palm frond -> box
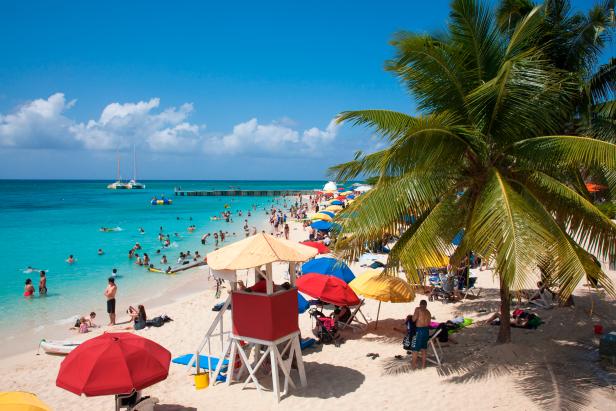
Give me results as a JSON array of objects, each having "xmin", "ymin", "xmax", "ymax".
[
  {"xmin": 510, "ymin": 135, "xmax": 616, "ymax": 169},
  {"xmin": 466, "ymin": 168, "xmax": 554, "ymax": 289},
  {"xmin": 525, "ymin": 171, "xmax": 616, "ymax": 259},
  {"xmin": 387, "ymin": 195, "xmax": 468, "ymax": 284}
]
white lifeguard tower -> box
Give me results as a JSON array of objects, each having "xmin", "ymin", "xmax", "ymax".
[{"xmin": 188, "ymin": 233, "xmax": 317, "ymax": 402}]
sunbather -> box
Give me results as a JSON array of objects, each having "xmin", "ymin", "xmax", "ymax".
[{"xmin": 482, "ymin": 309, "xmax": 539, "ymax": 328}]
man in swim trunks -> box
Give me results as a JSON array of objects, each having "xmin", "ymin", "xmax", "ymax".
[
  {"xmin": 411, "ymin": 299, "xmax": 431, "ymax": 370},
  {"xmin": 104, "ymin": 277, "xmax": 117, "ymax": 325},
  {"xmin": 39, "ymin": 271, "xmax": 47, "ymax": 295}
]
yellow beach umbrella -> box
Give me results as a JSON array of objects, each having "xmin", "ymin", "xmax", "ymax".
[
  {"xmin": 341, "ymin": 191, "xmax": 353, "ymax": 196},
  {"xmin": 206, "ymin": 232, "xmax": 317, "ymax": 270},
  {"xmin": 310, "ymin": 213, "xmax": 333, "ymax": 222},
  {"xmin": 350, "ymin": 269, "xmax": 415, "ymax": 328},
  {"xmin": 325, "ymin": 205, "xmax": 343, "ymax": 212},
  {"xmin": 0, "ymin": 392, "xmax": 51, "ymax": 411}
]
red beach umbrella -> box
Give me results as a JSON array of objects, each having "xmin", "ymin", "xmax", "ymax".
[
  {"xmin": 296, "ymin": 274, "xmax": 360, "ymax": 306},
  {"xmin": 56, "ymin": 332, "xmax": 171, "ymax": 396},
  {"xmin": 300, "ymin": 241, "xmax": 330, "ymax": 254}
]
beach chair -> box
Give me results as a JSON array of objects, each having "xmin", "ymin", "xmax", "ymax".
[
  {"xmin": 337, "ymin": 299, "xmax": 369, "ymax": 331},
  {"xmin": 426, "ymin": 328, "xmax": 443, "ymax": 367},
  {"xmin": 462, "ymin": 277, "xmax": 482, "ymax": 300}
]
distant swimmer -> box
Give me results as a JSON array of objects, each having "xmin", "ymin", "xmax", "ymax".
[
  {"xmin": 165, "ymin": 266, "xmax": 172, "ymax": 274},
  {"xmin": 66, "ymin": 255, "xmax": 75, "ymax": 264},
  {"xmin": 100, "ymin": 227, "xmax": 120, "ymax": 232},
  {"xmin": 98, "ymin": 248, "xmax": 104, "ymax": 255},
  {"xmin": 24, "ymin": 279, "xmax": 35, "ymax": 297},
  {"xmin": 139, "ymin": 227, "xmax": 145, "ymax": 234},
  {"xmin": 39, "ymin": 271, "xmax": 47, "ymax": 295},
  {"xmin": 111, "ymin": 268, "xmax": 118, "ymax": 278},
  {"xmin": 161, "ymin": 255, "xmax": 168, "ymax": 264}
]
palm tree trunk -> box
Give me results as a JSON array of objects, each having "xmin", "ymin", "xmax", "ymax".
[{"xmin": 497, "ymin": 276, "xmax": 511, "ymax": 343}]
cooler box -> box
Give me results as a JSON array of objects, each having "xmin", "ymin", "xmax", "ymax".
[
  {"xmin": 231, "ymin": 288, "xmax": 299, "ymax": 341},
  {"xmin": 599, "ymin": 331, "xmax": 616, "ymax": 364}
]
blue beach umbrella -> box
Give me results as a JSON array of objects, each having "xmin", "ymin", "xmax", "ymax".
[
  {"xmin": 320, "ymin": 211, "xmax": 335, "ymax": 218},
  {"xmin": 331, "ymin": 200, "xmax": 343, "ymax": 206},
  {"xmin": 311, "ymin": 220, "xmax": 332, "ymax": 231},
  {"xmin": 452, "ymin": 229, "xmax": 464, "ymax": 246},
  {"xmin": 301, "ymin": 257, "xmax": 355, "ymax": 283},
  {"xmin": 346, "ymin": 194, "xmax": 355, "ymax": 199},
  {"xmin": 297, "ymin": 292, "xmax": 310, "ymax": 314}
]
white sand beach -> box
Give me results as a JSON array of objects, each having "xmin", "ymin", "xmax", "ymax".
[{"xmin": 2, "ymin": 215, "xmax": 616, "ymax": 411}]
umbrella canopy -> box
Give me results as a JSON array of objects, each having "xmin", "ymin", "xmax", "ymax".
[
  {"xmin": 56, "ymin": 332, "xmax": 171, "ymax": 397},
  {"xmin": 325, "ymin": 205, "xmax": 343, "ymax": 212},
  {"xmin": 350, "ymin": 270, "xmax": 414, "ymax": 303},
  {"xmin": 323, "ymin": 181, "xmax": 337, "ymax": 191},
  {"xmin": 207, "ymin": 233, "xmax": 317, "ymax": 270},
  {"xmin": 311, "ymin": 220, "xmax": 333, "ymax": 231},
  {"xmin": 0, "ymin": 392, "xmax": 51, "ymax": 411},
  {"xmin": 355, "ymin": 185, "xmax": 372, "ymax": 192},
  {"xmin": 346, "ymin": 194, "xmax": 355, "ymax": 199},
  {"xmin": 336, "ymin": 196, "xmax": 347, "ymax": 201},
  {"xmin": 586, "ymin": 182, "xmax": 608, "ymax": 192},
  {"xmin": 302, "ymin": 257, "xmax": 355, "ymax": 283},
  {"xmin": 330, "ymin": 200, "xmax": 344, "ymax": 206},
  {"xmin": 310, "ymin": 213, "xmax": 333, "ymax": 222},
  {"xmin": 296, "ymin": 274, "xmax": 360, "ymax": 306},
  {"xmin": 320, "ymin": 210, "xmax": 335, "ymax": 218},
  {"xmin": 300, "ymin": 241, "xmax": 330, "ymax": 254},
  {"xmin": 341, "ymin": 191, "xmax": 353, "ymax": 196}
]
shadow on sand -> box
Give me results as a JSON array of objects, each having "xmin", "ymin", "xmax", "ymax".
[{"xmin": 436, "ymin": 292, "xmax": 616, "ymax": 410}]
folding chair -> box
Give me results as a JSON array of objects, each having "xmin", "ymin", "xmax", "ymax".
[
  {"xmin": 337, "ymin": 299, "xmax": 369, "ymax": 331},
  {"xmin": 426, "ymin": 328, "xmax": 443, "ymax": 366},
  {"xmin": 462, "ymin": 277, "xmax": 482, "ymax": 300}
]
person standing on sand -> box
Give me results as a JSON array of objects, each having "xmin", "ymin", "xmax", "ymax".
[
  {"xmin": 104, "ymin": 277, "xmax": 117, "ymax": 325},
  {"xmin": 39, "ymin": 271, "xmax": 47, "ymax": 295},
  {"xmin": 411, "ymin": 300, "xmax": 431, "ymax": 370}
]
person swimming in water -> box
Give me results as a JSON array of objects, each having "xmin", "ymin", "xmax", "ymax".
[
  {"xmin": 24, "ymin": 279, "xmax": 35, "ymax": 297},
  {"xmin": 39, "ymin": 271, "xmax": 47, "ymax": 295},
  {"xmin": 98, "ymin": 248, "xmax": 104, "ymax": 255},
  {"xmin": 66, "ymin": 255, "xmax": 75, "ymax": 264}
]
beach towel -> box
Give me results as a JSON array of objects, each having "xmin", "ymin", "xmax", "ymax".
[{"xmin": 172, "ymin": 354, "xmax": 229, "ymax": 370}]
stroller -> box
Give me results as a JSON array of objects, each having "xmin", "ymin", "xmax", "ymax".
[{"xmin": 309, "ymin": 308, "xmax": 341, "ymax": 347}]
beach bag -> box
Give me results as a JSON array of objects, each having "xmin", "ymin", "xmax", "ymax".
[{"xmin": 403, "ymin": 333, "xmax": 413, "ymax": 350}]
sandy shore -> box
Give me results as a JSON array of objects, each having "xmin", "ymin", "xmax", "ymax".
[{"xmin": 2, "ymin": 209, "xmax": 616, "ymax": 410}]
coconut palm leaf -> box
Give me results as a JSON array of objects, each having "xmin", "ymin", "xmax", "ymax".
[
  {"xmin": 387, "ymin": 195, "xmax": 468, "ymax": 282},
  {"xmin": 466, "ymin": 169, "xmax": 554, "ymax": 289},
  {"xmin": 510, "ymin": 135, "xmax": 616, "ymax": 169},
  {"xmin": 524, "ymin": 171, "xmax": 616, "ymax": 259}
]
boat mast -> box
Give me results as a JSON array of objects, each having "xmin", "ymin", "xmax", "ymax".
[
  {"xmin": 116, "ymin": 150, "xmax": 121, "ymax": 182},
  {"xmin": 133, "ymin": 144, "xmax": 137, "ymax": 181}
]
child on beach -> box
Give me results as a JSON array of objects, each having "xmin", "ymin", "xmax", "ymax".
[{"xmin": 78, "ymin": 317, "xmax": 89, "ymax": 333}]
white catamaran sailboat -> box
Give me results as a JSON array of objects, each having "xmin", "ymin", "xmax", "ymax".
[
  {"xmin": 107, "ymin": 151, "xmax": 129, "ymax": 189},
  {"xmin": 127, "ymin": 145, "xmax": 145, "ymax": 189}
]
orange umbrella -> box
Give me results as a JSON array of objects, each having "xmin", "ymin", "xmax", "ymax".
[{"xmin": 586, "ymin": 182, "xmax": 607, "ymax": 193}]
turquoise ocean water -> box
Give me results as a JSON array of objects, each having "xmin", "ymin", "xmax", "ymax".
[{"xmin": 0, "ymin": 180, "xmax": 323, "ymax": 347}]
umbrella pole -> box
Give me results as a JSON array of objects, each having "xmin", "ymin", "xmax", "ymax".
[{"xmin": 375, "ymin": 301, "xmax": 381, "ymax": 329}]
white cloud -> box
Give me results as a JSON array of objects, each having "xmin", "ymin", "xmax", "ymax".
[
  {"xmin": 70, "ymin": 99, "xmax": 199, "ymax": 152},
  {"xmin": 0, "ymin": 93, "xmax": 77, "ymax": 148},
  {"xmin": 206, "ymin": 117, "xmax": 339, "ymax": 156},
  {"xmin": 0, "ymin": 93, "xmax": 340, "ymax": 157}
]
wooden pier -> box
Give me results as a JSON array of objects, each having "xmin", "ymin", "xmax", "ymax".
[{"xmin": 174, "ymin": 189, "xmax": 315, "ymax": 197}]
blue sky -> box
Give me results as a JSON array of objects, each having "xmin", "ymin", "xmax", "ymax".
[{"xmin": 0, "ymin": 0, "xmax": 607, "ymax": 179}]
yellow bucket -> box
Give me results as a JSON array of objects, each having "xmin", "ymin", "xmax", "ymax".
[{"xmin": 194, "ymin": 372, "xmax": 209, "ymax": 390}]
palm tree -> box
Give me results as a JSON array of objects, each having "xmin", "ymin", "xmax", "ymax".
[{"xmin": 329, "ymin": 0, "xmax": 616, "ymax": 343}]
